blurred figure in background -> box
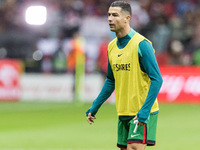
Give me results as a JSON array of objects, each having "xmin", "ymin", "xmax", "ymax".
[
  {"xmin": 66, "ymin": 32, "xmax": 85, "ymax": 100},
  {"xmin": 97, "ymin": 35, "xmax": 110, "ymax": 78},
  {"xmin": 36, "ymin": 32, "xmax": 59, "ymax": 73},
  {"xmin": 151, "ymin": 14, "xmax": 171, "ymax": 53},
  {"xmin": 52, "ymin": 42, "xmax": 66, "ymax": 73},
  {"xmin": 67, "ymin": 32, "xmax": 85, "ymax": 73},
  {"xmin": 168, "ymin": 40, "xmax": 184, "ymax": 65}
]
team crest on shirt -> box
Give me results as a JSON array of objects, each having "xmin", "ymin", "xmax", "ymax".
[{"xmin": 113, "ymin": 63, "xmax": 131, "ymax": 71}]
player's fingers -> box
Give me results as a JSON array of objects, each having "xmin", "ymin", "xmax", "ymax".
[
  {"xmin": 90, "ymin": 118, "xmax": 94, "ymax": 123},
  {"xmin": 87, "ymin": 118, "xmax": 92, "ymax": 124},
  {"xmin": 87, "ymin": 113, "xmax": 92, "ymax": 124},
  {"xmin": 138, "ymin": 121, "xmax": 145, "ymax": 126},
  {"xmin": 87, "ymin": 113, "xmax": 96, "ymax": 124},
  {"xmin": 133, "ymin": 115, "xmax": 144, "ymax": 126},
  {"xmin": 87, "ymin": 117, "xmax": 95, "ymax": 124},
  {"xmin": 91, "ymin": 116, "xmax": 96, "ymax": 119},
  {"xmin": 87, "ymin": 116, "xmax": 92, "ymax": 124},
  {"xmin": 88, "ymin": 113, "xmax": 96, "ymax": 119},
  {"xmin": 133, "ymin": 115, "xmax": 138, "ymax": 120},
  {"xmin": 88, "ymin": 112, "xmax": 92, "ymax": 117}
]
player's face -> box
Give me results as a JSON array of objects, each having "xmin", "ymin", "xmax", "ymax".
[{"xmin": 108, "ymin": 7, "xmax": 127, "ymax": 32}]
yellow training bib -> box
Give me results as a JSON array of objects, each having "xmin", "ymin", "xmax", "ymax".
[{"xmin": 108, "ymin": 33, "xmax": 159, "ymax": 116}]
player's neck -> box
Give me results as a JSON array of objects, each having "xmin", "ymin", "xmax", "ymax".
[{"xmin": 116, "ymin": 26, "xmax": 131, "ymax": 38}]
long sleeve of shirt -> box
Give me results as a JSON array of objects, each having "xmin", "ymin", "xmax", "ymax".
[
  {"xmin": 86, "ymin": 61, "xmax": 115, "ymax": 117},
  {"xmin": 137, "ymin": 40, "xmax": 163, "ymax": 123}
]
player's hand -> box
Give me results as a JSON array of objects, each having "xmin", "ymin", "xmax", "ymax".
[
  {"xmin": 133, "ymin": 115, "xmax": 145, "ymax": 126},
  {"xmin": 87, "ymin": 112, "xmax": 96, "ymax": 125}
]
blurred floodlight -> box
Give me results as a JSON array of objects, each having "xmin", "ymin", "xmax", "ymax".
[{"xmin": 25, "ymin": 6, "xmax": 47, "ymax": 25}]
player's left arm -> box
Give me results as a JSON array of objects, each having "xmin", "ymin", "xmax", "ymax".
[
  {"xmin": 86, "ymin": 60, "xmax": 115, "ymax": 124},
  {"xmin": 136, "ymin": 40, "xmax": 163, "ymax": 124}
]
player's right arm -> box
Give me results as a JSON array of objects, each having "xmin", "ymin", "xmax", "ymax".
[
  {"xmin": 86, "ymin": 60, "xmax": 115, "ymax": 124},
  {"xmin": 136, "ymin": 40, "xmax": 163, "ymax": 124}
]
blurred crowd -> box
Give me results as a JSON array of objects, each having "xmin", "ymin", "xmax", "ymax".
[{"xmin": 1, "ymin": 0, "xmax": 200, "ymax": 74}]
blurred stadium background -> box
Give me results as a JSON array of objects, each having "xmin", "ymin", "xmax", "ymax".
[{"xmin": 0, "ymin": 0, "xmax": 200, "ymax": 150}]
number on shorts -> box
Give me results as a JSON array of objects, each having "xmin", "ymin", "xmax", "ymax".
[{"xmin": 133, "ymin": 120, "xmax": 138, "ymax": 133}]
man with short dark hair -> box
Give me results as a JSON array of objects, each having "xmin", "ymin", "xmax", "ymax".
[{"xmin": 86, "ymin": 1, "xmax": 163, "ymax": 150}]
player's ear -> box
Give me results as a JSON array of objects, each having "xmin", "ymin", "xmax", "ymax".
[
  {"xmin": 126, "ymin": 15, "xmax": 131, "ymax": 22},
  {"xmin": 124, "ymin": 13, "xmax": 131, "ymax": 24}
]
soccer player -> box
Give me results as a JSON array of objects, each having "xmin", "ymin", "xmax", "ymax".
[{"xmin": 86, "ymin": 1, "xmax": 163, "ymax": 150}]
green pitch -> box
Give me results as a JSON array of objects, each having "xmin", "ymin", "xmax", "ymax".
[{"xmin": 0, "ymin": 102, "xmax": 199, "ymax": 150}]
